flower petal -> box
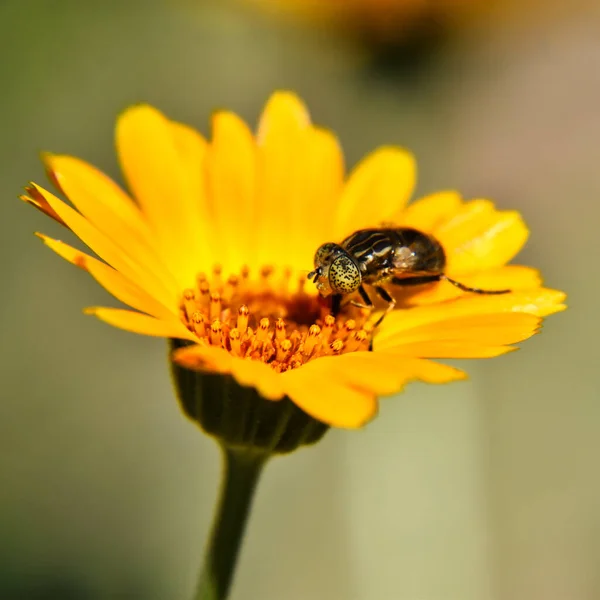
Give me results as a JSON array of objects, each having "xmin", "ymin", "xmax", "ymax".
[
  {"xmin": 281, "ymin": 364, "xmax": 378, "ymax": 429},
  {"xmin": 40, "ymin": 155, "xmax": 178, "ymax": 285},
  {"xmin": 397, "ymin": 191, "xmax": 463, "ymax": 232},
  {"xmin": 280, "ymin": 352, "xmax": 465, "ymax": 428},
  {"xmin": 206, "ymin": 112, "xmax": 257, "ymax": 272},
  {"xmin": 85, "ymin": 307, "xmax": 196, "ymax": 341},
  {"xmin": 434, "ymin": 200, "xmax": 529, "ymax": 273},
  {"xmin": 172, "ymin": 344, "xmax": 286, "ymax": 401},
  {"xmin": 169, "ymin": 119, "xmax": 214, "ymax": 262},
  {"xmin": 286, "ymin": 127, "xmax": 344, "ymax": 270},
  {"xmin": 297, "ymin": 351, "xmax": 467, "ymax": 396},
  {"xmin": 116, "ymin": 105, "xmax": 211, "ymax": 286},
  {"xmin": 36, "ymin": 234, "xmax": 176, "ymax": 321},
  {"xmin": 43, "ymin": 154, "xmax": 153, "ymax": 242},
  {"xmin": 376, "ymin": 313, "xmax": 541, "ymax": 351},
  {"xmin": 380, "ymin": 341, "xmax": 516, "ymax": 358},
  {"xmin": 20, "ymin": 187, "xmax": 67, "ymax": 227},
  {"xmin": 255, "ymin": 92, "xmax": 312, "ymax": 269},
  {"xmin": 35, "ymin": 184, "xmax": 179, "ymax": 308},
  {"xmin": 376, "ymin": 289, "xmax": 567, "ymax": 349},
  {"xmin": 334, "ymin": 147, "xmax": 416, "ymax": 239}
]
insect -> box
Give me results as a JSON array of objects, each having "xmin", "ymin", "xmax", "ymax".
[{"xmin": 307, "ymin": 227, "xmax": 510, "ymax": 326}]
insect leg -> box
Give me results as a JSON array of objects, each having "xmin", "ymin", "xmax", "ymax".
[
  {"xmin": 390, "ymin": 275, "xmax": 441, "ymax": 287},
  {"xmin": 358, "ymin": 285, "xmax": 374, "ymax": 307},
  {"xmin": 392, "ymin": 274, "xmax": 510, "ymax": 295},
  {"xmin": 330, "ymin": 293, "xmax": 342, "ymax": 316},
  {"xmin": 349, "ymin": 285, "xmax": 374, "ymax": 310},
  {"xmin": 373, "ymin": 286, "xmax": 396, "ymax": 327},
  {"xmin": 441, "ymin": 275, "xmax": 510, "ymax": 295}
]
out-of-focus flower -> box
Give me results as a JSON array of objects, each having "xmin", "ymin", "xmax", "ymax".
[
  {"xmin": 22, "ymin": 91, "xmax": 564, "ymax": 440},
  {"xmin": 240, "ymin": 0, "xmax": 514, "ymax": 48}
]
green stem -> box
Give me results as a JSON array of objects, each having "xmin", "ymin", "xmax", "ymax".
[{"xmin": 194, "ymin": 446, "xmax": 268, "ymax": 600}]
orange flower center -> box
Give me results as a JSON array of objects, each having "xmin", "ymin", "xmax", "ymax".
[{"xmin": 179, "ymin": 266, "xmax": 373, "ymax": 372}]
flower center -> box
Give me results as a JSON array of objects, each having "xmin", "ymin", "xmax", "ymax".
[{"xmin": 179, "ymin": 266, "xmax": 373, "ymax": 373}]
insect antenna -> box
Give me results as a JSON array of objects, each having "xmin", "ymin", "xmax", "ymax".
[
  {"xmin": 441, "ymin": 275, "xmax": 510, "ymax": 295},
  {"xmin": 307, "ymin": 269, "xmax": 320, "ymax": 284}
]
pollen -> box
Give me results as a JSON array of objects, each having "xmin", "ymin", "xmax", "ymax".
[{"xmin": 179, "ymin": 266, "xmax": 372, "ymax": 373}]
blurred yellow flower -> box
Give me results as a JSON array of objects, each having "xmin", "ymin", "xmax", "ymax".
[{"xmin": 22, "ymin": 91, "xmax": 565, "ymax": 430}]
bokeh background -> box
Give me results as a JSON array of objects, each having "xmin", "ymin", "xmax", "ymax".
[{"xmin": 1, "ymin": 1, "xmax": 598, "ymax": 599}]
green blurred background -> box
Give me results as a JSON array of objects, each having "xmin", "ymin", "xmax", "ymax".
[{"xmin": 0, "ymin": 1, "xmax": 598, "ymax": 598}]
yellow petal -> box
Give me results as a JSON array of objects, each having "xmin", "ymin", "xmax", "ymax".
[
  {"xmin": 256, "ymin": 91, "xmax": 311, "ymax": 143},
  {"xmin": 363, "ymin": 352, "xmax": 469, "ymax": 385},
  {"xmin": 35, "ymin": 184, "xmax": 179, "ymax": 308},
  {"xmin": 434, "ymin": 200, "xmax": 529, "ymax": 273},
  {"xmin": 35, "ymin": 232, "xmax": 88, "ymax": 270},
  {"xmin": 397, "ymin": 191, "xmax": 463, "ymax": 232},
  {"xmin": 285, "ymin": 127, "xmax": 345, "ymax": 270},
  {"xmin": 297, "ymin": 351, "xmax": 466, "ymax": 396},
  {"xmin": 206, "ymin": 112, "xmax": 257, "ymax": 272},
  {"xmin": 41, "ymin": 155, "xmax": 177, "ymax": 284},
  {"xmin": 116, "ymin": 105, "xmax": 211, "ymax": 286},
  {"xmin": 169, "ymin": 120, "xmax": 214, "ymax": 262},
  {"xmin": 43, "ymin": 154, "xmax": 152, "ymax": 241},
  {"xmin": 37, "ymin": 234, "xmax": 176, "ymax": 321},
  {"xmin": 85, "ymin": 307, "xmax": 196, "ymax": 341},
  {"xmin": 172, "ymin": 344, "xmax": 286, "ymax": 401},
  {"xmin": 399, "ymin": 265, "xmax": 542, "ymax": 305},
  {"xmin": 380, "ymin": 341, "xmax": 516, "ymax": 358},
  {"xmin": 281, "ymin": 365, "xmax": 378, "ymax": 429},
  {"xmin": 376, "ymin": 313, "xmax": 541, "ymax": 351},
  {"xmin": 392, "ymin": 356, "xmax": 469, "ymax": 384},
  {"xmin": 255, "ymin": 92, "xmax": 312, "ymax": 269},
  {"xmin": 377, "ymin": 288, "xmax": 567, "ymax": 349},
  {"xmin": 20, "ymin": 187, "xmax": 67, "ymax": 227},
  {"xmin": 333, "ymin": 147, "xmax": 416, "ymax": 239}
]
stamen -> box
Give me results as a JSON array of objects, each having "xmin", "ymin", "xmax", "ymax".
[
  {"xmin": 256, "ymin": 318, "xmax": 271, "ymax": 344},
  {"xmin": 237, "ymin": 305, "xmax": 249, "ymax": 335},
  {"xmin": 196, "ymin": 272, "xmax": 207, "ymax": 289},
  {"xmin": 229, "ymin": 328, "xmax": 242, "ymax": 356},
  {"xmin": 320, "ymin": 314, "xmax": 335, "ymax": 348},
  {"xmin": 330, "ymin": 339, "xmax": 344, "ymax": 354},
  {"xmin": 289, "ymin": 329, "xmax": 302, "ymax": 349},
  {"xmin": 210, "ymin": 319, "xmax": 223, "ymax": 346},
  {"xmin": 198, "ymin": 280, "xmax": 211, "ymax": 310},
  {"xmin": 210, "ymin": 292, "xmax": 222, "ymax": 322},
  {"xmin": 343, "ymin": 319, "xmax": 356, "ymax": 336},
  {"xmin": 275, "ymin": 318, "xmax": 286, "ymax": 342},
  {"xmin": 303, "ymin": 325, "xmax": 321, "ymax": 357},
  {"xmin": 191, "ymin": 311, "xmax": 206, "ymax": 337},
  {"xmin": 240, "ymin": 265, "xmax": 250, "ymax": 280},
  {"xmin": 260, "ymin": 265, "xmax": 273, "ymax": 280},
  {"xmin": 182, "ymin": 288, "xmax": 197, "ymax": 321},
  {"xmin": 276, "ymin": 339, "xmax": 293, "ymax": 362},
  {"xmin": 223, "ymin": 275, "xmax": 238, "ymax": 303},
  {"xmin": 279, "ymin": 267, "xmax": 292, "ymax": 296},
  {"xmin": 261, "ymin": 343, "xmax": 275, "ymax": 362},
  {"xmin": 177, "ymin": 266, "xmax": 377, "ymax": 373},
  {"xmin": 212, "ymin": 264, "xmax": 223, "ymax": 289},
  {"xmin": 297, "ymin": 273, "xmax": 306, "ymax": 293},
  {"xmin": 345, "ymin": 329, "xmax": 369, "ymax": 353}
]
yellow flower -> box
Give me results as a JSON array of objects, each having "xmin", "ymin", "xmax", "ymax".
[{"xmin": 22, "ymin": 92, "xmax": 565, "ymax": 433}]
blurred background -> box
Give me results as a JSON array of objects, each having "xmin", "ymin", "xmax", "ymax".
[{"xmin": 0, "ymin": 0, "xmax": 598, "ymax": 598}]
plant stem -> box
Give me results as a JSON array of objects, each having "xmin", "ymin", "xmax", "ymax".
[{"xmin": 194, "ymin": 446, "xmax": 268, "ymax": 600}]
